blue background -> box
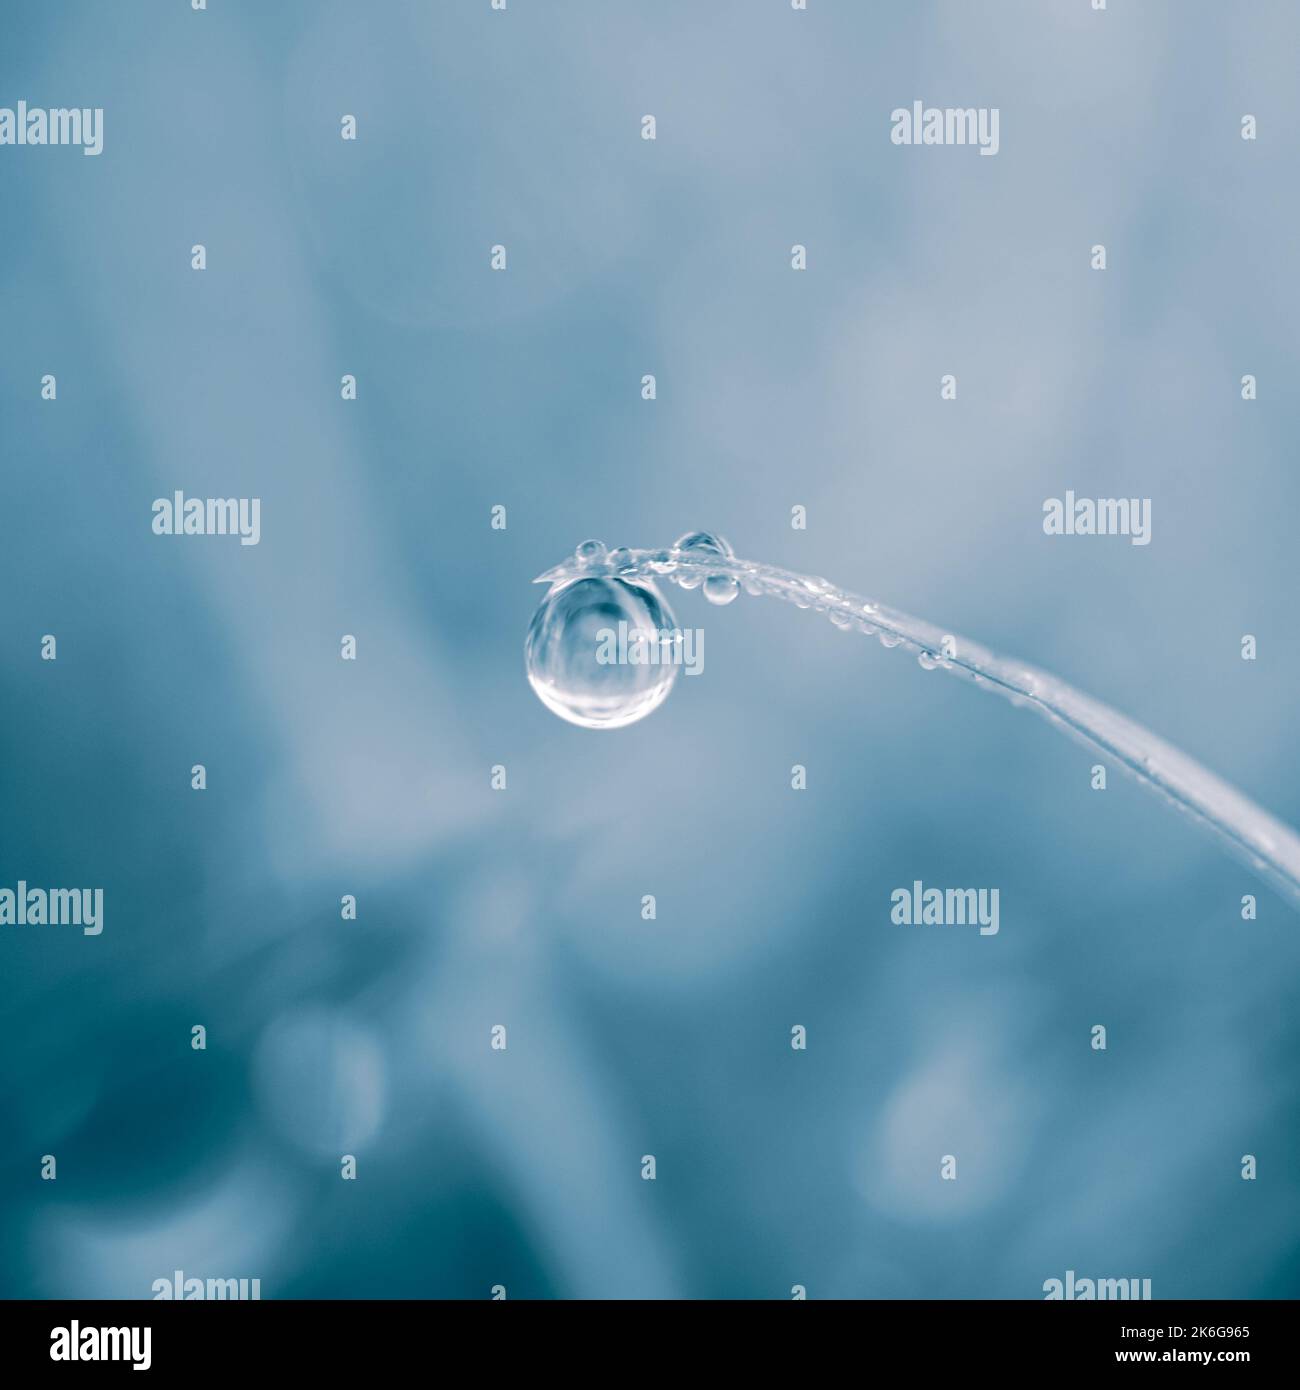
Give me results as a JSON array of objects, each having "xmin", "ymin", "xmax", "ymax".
[{"xmin": 1, "ymin": 0, "xmax": 1298, "ymax": 1298}]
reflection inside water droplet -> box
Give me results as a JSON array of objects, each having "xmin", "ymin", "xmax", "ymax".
[{"xmin": 525, "ymin": 575, "xmax": 679, "ymax": 729}]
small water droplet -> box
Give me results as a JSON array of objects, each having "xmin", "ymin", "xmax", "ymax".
[
  {"xmin": 575, "ymin": 538, "xmax": 607, "ymax": 564},
  {"xmin": 703, "ymin": 573, "xmax": 740, "ymax": 605},
  {"xmin": 879, "ymin": 632, "xmax": 901, "ymax": 648},
  {"xmin": 673, "ymin": 530, "xmax": 735, "ymax": 558},
  {"xmin": 917, "ymin": 651, "xmax": 940, "ymax": 670},
  {"xmin": 525, "ymin": 576, "xmax": 678, "ymax": 729},
  {"xmin": 607, "ymin": 547, "xmax": 633, "ymax": 571},
  {"xmin": 647, "ymin": 549, "xmax": 676, "ymax": 574},
  {"xmin": 829, "ymin": 610, "xmax": 853, "ymax": 629},
  {"xmin": 676, "ymin": 570, "xmax": 704, "ymax": 590}
]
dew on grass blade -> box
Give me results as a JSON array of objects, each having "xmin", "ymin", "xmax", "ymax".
[{"xmin": 525, "ymin": 532, "xmax": 1300, "ymax": 907}]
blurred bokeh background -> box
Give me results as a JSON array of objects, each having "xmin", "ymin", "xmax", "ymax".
[{"xmin": 1, "ymin": 0, "xmax": 1298, "ymax": 1299}]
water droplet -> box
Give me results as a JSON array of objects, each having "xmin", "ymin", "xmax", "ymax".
[
  {"xmin": 703, "ymin": 573, "xmax": 740, "ymax": 605},
  {"xmin": 829, "ymin": 610, "xmax": 854, "ymax": 629},
  {"xmin": 879, "ymin": 632, "xmax": 901, "ymax": 648},
  {"xmin": 743, "ymin": 576, "xmax": 763, "ymax": 597},
  {"xmin": 648, "ymin": 549, "xmax": 676, "ymax": 574},
  {"xmin": 607, "ymin": 547, "xmax": 633, "ymax": 571},
  {"xmin": 525, "ymin": 576, "xmax": 678, "ymax": 729},
  {"xmin": 674, "ymin": 532, "xmax": 734, "ymax": 598},
  {"xmin": 574, "ymin": 538, "xmax": 607, "ymax": 565},
  {"xmin": 673, "ymin": 530, "xmax": 734, "ymax": 558},
  {"xmin": 917, "ymin": 651, "xmax": 940, "ymax": 670}
]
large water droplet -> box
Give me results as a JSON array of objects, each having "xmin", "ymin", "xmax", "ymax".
[{"xmin": 525, "ymin": 576, "xmax": 679, "ymax": 729}]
